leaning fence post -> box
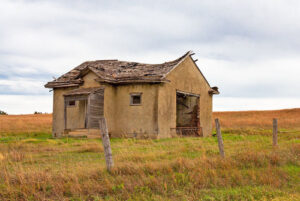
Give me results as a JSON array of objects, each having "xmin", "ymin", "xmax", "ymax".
[
  {"xmin": 215, "ymin": 118, "xmax": 225, "ymax": 158},
  {"xmin": 273, "ymin": 118, "xmax": 278, "ymax": 147},
  {"xmin": 99, "ymin": 118, "xmax": 114, "ymax": 172}
]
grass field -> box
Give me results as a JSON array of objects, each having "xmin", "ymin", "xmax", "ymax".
[
  {"xmin": 213, "ymin": 108, "xmax": 300, "ymax": 134},
  {"xmin": 0, "ymin": 109, "xmax": 299, "ymax": 200},
  {"xmin": 0, "ymin": 114, "xmax": 52, "ymax": 135}
]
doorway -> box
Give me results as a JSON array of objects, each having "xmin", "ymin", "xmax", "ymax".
[
  {"xmin": 176, "ymin": 90, "xmax": 201, "ymax": 136},
  {"xmin": 65, "ymin": 98, "xmax": 88, "ymax": 130},
  {"xmin": 64, "ymin": 87, "xmax": 104, "ymax": 130}
]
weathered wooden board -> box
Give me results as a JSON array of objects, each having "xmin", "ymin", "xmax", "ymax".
[
  {"xmin": 87, "ymin": 90, "xmax": 104, "ymax": 128},
  {"xmin": 215, "ymin": 118, "xmax": 225, "ymax": 158},
  {"xmin": 99, "ymin": 117, "xmax": 114, "ymax": 172},
  {"xmin": 273, "ymin": 118, "xmax": 278, "ymax": 146}
]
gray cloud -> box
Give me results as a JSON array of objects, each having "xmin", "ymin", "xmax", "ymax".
[{"xmin": 0, "ymin": 0, "xmax": 299, "ymax": 112}]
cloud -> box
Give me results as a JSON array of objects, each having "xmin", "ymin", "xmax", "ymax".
[
  {"xmin": 214, "ymin": 97, "xmax": 300, "ymax": 111},
  {"xmin": 200, "ymin": 57, "xmax": 300, "ymax": 98},
  {"xmin": 0, "ymin": 78, "xmax": 49, "ymax": 95},
  {"xmin": 0, "ymin": 0, "xmax": 299, "ymax": 113},
  {"xmin": 0, "ymin": 95, "xmax": 52, "ymax": 114}
]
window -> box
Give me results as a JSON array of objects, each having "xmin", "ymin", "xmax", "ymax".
[
  {"xmin": 68, "ymin": 100, "xmax": 76, "ymax": 106},
  {"xmin": 130, "ymin": 93, "xmax": 142, "ymax": 105}
]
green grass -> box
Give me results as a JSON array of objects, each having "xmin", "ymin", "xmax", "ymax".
[{"xmin": 0, "ymin": 131, "xmax": 299, "ymax": 200}]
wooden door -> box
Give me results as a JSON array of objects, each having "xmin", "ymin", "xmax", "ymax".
[{"xmin": 87, "ymin": 89, "xmax": 104, "ymax": 128}]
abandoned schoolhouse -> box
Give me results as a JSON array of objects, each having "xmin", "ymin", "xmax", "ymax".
[{"xmin": 45, "ymin": 51, "xmax": 219, "ymax": 138}]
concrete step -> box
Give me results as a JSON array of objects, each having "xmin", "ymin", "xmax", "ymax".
[
  {"xmin": 68, "ymin": 131, "xmax": 88, "ymax": 135},
  {"xmin": 68, "ymin": 133, "xmax": 101, "ymax": 139},
  {"xmin": 69, "ymin": 129, "xmax": 100, "ymax": 134},
  {"xmin": 68, "ymin": 134, "xmax": 100, "ymax": 139},
  {"xmin": 87, "ymin": 134, "xmax": 101, "ymax": 139},
  {"xmin": 87, "ymin": 129, "xmax": 101, "ymax": 135},
  {"xmin": 66, "ymin": 129, "xmax": 101, "ymax": 139},
  {"xmin": 68, "ymin": 130, "xmax": 88, "ymax": 138}
]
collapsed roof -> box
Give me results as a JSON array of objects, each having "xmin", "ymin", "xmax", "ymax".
[
  {"xmin": 45, "ymin": 51, "xmax": 192, "ymax": 88},
  {"xmin": 44, "ymin": 51, "xmax": 219, "ymax": 95}
]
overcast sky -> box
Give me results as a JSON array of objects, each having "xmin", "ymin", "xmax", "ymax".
[{"xmin": 0, "ymin": 0, "xmax": 300, "ymax": 114}]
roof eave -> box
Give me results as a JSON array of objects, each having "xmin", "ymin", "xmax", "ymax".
[
  {"xmin": 44, "ymin": 78, "xmax": 84, "ymax": 89},
  {"xmin": 44, "ymin": 81, "xmax": 83, "ymax": 89},
  {"xmin": 95, "ymin": 78, "xmax": 169, "ymax": 85}
]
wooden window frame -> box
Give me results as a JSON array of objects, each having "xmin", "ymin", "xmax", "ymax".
[{"xmin": 130, "ymin": 93, "xmax": 142, "ymax": 106}]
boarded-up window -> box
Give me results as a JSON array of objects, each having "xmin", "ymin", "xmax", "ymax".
[{"xmin": 130, "ymin": 93, "xmax": 142, "ymax": 105}]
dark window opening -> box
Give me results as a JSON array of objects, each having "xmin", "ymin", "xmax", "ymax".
[
  {"xmin": 130, "ymin": 93, "xmax": 142, "ymax": 105},
  {"xmin": 68, "ymin": 100, "xmax": 76, "ymax": 106}
]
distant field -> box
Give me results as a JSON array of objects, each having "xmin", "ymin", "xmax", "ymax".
[
  {"xmin": 0, "ymin": 114, "xmax": 52, "ymax": 134},
  {"xmin": 213, "ymin": 108, "xmax": 300, "ymax": 130},
  {"xmin": 213, "ymin": 108, "xmax": 300, "ymax": 136},
  {"xmin": 1, "ymin": 108, "xmax": 299, "ymax": 135},
  {"xmin": 0, "ymin": 109, "xmax": 299, "ymax": 200}
]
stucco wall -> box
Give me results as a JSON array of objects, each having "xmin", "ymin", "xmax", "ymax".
[
  {"xmin": 80, "ymin": 72, "xmax": 101, "ymax": 88},
  {"xmin": 157, "ymin": 56, "xmax": 213, "ymax": 137},
  {"xmin": 52, "ymin": 87, "xmax": 76, "ymax": 137},
  {"xmin": 52, "ymin": 71, "xmax": 158, "ymax": 138},
  {"xmin": 102, "ymin": 84, "xmax": 116, "ymax": 136},
  {"xmin": 112, "ymin": 84, "xmax": 159, "ymax": 138}
]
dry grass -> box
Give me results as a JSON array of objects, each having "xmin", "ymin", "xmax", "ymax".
[
  {"xmin": 213, "ymin": 108, "xmax": 300, "ymax": 130},
  {"xmin": 0, "ymin": 114, "xmax": 52, "ymax": 135},
  {"xmin": 1, "ymin": 108, "xmax": 299, "ymax": 135},
  {"xmin": 0, "ymin": 109, "xmax": 299, "ymax": 200},
  {"xmin": 0, "ymin": 136, "xmax": 299, "ymax": 200},
  {"xmin": 213, "ymin": 108, "xmax": 300, "ymax": 136}
]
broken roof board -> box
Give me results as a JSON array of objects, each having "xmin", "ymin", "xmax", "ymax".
[{"xmin": 45, "ymin": 51, "xmax": 192, "ymax": 88}]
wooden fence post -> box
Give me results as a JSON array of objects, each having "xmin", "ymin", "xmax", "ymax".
[
  {"xmin": 215, "ymin": 118, "xmax": 225, "ymax": 158},
  {"xmin": 99, "ymin": 117, "xmax": 114, "ymax": 172},
  {"xmin": 273, "ymin": 118, "xmax": 278, "ymax": 147}
]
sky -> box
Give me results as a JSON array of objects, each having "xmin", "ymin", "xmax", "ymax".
[{"xmin": 0, "ymin": 0, "xmax": 300, "ymax": 114}]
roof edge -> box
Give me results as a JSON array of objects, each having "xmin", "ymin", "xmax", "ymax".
[
  {"xmin": 162, "ymin": 51, "xmax": 193, "ymax": 78},
  {"xmin": 162, "ymin": 51, "xmax": 212, "ymax": 88},
  {"xmin": 189, "ymin": 54, "xmax": 211, "ymax": 88},
  {"xmin": 44, "ymin": 79, "xmax": 83, "ymax": 89},
  {"xmin": 45, "ymin": 83, "xmax": 80, "ymax": 89},
  {"xmin": 95, "ymin": 78, "xmax": 170, "ymax": 85}
]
